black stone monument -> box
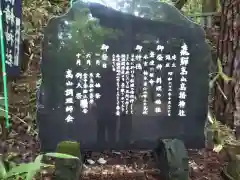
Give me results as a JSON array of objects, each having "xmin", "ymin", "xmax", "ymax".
[
  {"xmin": 0, "ymin": 0, "xmax": 22, "ymax": 77},
  {"xmin": 37, "ymin": 0, "xmax": 211, "ymax": 152}
]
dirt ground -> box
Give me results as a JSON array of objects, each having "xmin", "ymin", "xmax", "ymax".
[{"xmin": 0, "ymin": 72, "xmax": 227, "ymax": 180}]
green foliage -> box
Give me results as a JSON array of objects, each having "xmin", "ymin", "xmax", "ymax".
[
  {"xmin": 217, "ymin": 59, "xmax": 233, "ymax": 82},
  {"xmin": 207, "ymin": 59, "xmax": 234, "ymax": 153},
  {"xmin": 182, "ymin": 0, "xmax": 202, "ymax": 15},
  {"xmin": 45, "ymin": 153, "xmax": 79, "ymax": 160},
  {"xmin": 0, "ymin": 152, "xmax": 79, "ymax": 180},
  {"xmin": 0, "ymin": 154, "xmax": 49, "ymax": 180},
  {"xmin": 23, "ymin": 0, "xmax": 50, "ymax": 39},
  {"xmin": 207, "ymin": 112, "xmax": 224, "ymax": 152},
  {"xmin": 208, "ymin": 107, "xmax": 238, "ymax": 153},
  {"xmin": 209, "ymin": 59, "xmax": 233, "ymax": 89},
  {"xmin": 208, "ymin": 59, "xmax": 234, "ymax": 153}
]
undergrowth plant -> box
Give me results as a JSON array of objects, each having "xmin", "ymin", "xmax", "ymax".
[
  {"xmin": 208, "ymin": 59, "xmax": 235, "ymax": 153},
  {"xmin": 0, "ymin": 152, "xmax": 79, "ymax": 180}
]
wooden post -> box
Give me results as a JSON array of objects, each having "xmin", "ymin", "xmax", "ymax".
[{"xmin": 202, "ymin": 0, "xmax": 218, "ymax": 27}]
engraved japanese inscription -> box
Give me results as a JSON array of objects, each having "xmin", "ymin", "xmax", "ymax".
[{"xmin": 37, "ymin": 0, "xmax": 210, "ymax": 152}]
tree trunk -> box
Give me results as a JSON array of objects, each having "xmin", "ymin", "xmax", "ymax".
[{"xmin": 201, "ymin": 0, "xmax": 217, "ymax": 27}]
